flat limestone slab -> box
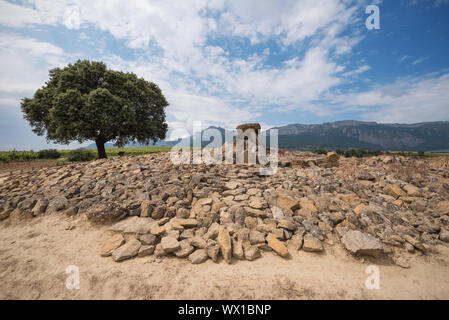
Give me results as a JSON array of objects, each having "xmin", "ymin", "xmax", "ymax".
[{"xmin": 109, "ymin": 216, "xmax": 156, "ymax": 234}]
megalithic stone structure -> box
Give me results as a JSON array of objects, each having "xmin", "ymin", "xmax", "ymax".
[{"xmin": 235, "ymin": 123, "xmax": 261, "ymax": 164}]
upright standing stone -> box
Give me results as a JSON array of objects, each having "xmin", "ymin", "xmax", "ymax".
[
  {"xmin": 235, "ymin": 123, "xmax": 261, "ymax": 164},
  {"xmin": 217, "ymin": 228, "xmax": 232, "ymax": 264}
]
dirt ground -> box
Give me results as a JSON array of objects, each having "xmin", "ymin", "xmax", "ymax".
[
  {"xmin": 0, "ymin": 213, "xmax": 448, "ymax": 300},
  {"xmin": 0, "ymin": 160, "xmax": 63, "ymax": 174}
]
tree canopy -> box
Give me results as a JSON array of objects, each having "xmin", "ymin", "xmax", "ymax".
[{"xmin": 21, "ymin": 60, "xmax": 169, "ymax": 159}]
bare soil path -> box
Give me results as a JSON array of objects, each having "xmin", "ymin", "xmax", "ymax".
[{"xmin": 1, "ymin": 213, "xmax": 448, "ymax": 300}]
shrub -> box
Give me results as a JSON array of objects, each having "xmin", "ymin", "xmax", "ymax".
[
  {"xmin": 0, "ymin": 150, "xmax": 38, "ymax": 162},
  {"xmin": 343, "ymin": 149, "xmax": 383, "ymax": 158},
  {"xmin": 67, "ymin": 149, "xmax": 96, "ymax": 162},
  {"xmin": 37, "ymin": 149, "xmax": 61, "ymax": 159},
  {"xmin": 313, "ymin": 149, "xmax": 327, "ymax": 155}
]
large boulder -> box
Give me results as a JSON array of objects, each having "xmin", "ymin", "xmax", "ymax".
[{"xmin": 340, "ymin": 230, "xmax": 384, "ymax": 257}]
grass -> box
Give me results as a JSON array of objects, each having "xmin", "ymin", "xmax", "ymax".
[
  {"xmin": 312, "ymin": 148, "xmax": 449, "ymax": 158},
  {"xmin": 103, "ymin": 146, "xmax": 171, "ymax": 157},
  {"xmin": 0, "ymin": 146, "xmax": 171, "ymax": 163}
]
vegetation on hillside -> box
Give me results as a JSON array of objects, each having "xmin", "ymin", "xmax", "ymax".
[{"xmin": 0, "ymin": 147, "xmax": 171, "ymax": 163}]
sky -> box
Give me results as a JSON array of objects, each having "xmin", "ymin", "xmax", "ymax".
[{"xmin": 0, "ymin": 0, "xmax": 448, "ymax": 150}]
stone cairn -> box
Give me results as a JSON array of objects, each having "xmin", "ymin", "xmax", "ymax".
[
  {"xmin": 235, "ymin": 123, "xmax": 261, "ymax": 164},
  {"xmin": 1, "ymin": 124, "xmax": 448, "ymax": 267}
]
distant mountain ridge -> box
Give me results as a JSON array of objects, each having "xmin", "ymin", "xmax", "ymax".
[
  {"xmin": 270, "ymin": 120, "xmax": 449, "ymax": 151},
  {"xmin": 85, "ymin": 121, "xmax": 449, "ymax": 152},
  {"xmin": 84, "ymin": 139, "xmax": 180, "ymax": 149}
]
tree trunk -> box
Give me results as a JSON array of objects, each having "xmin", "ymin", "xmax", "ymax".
[{"xmin": 95, "ymin": 138, "xmax": 107, "ymax": 159}]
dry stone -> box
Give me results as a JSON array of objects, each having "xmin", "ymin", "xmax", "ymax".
[
  {"xmin": 266, "ymin": 233, "xmax": 288, "ymax": 258},
  {"xmin": 112, "ymin": 238, "xmax": 141, "ymax": 262},
  {"xmin": 101, "ymin": 234, "xmax": 125, "ymax": 257},
  {"xmin": 341, "ymin": 230, "xmax": 384, "ymax": 257},
  {"xmin": 161, "ymin": 236, "xmax": 180, "ymax": 253},
  {"xmin": 217, "ymin": 228, "xmax": 232, "ymax": 264},
  {"xmin": 188, "ymin": 249, "xmax": 209, "ymax": 264}
]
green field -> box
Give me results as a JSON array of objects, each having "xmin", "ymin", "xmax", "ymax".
[
  {"xmin": 0, "ymin": 146, "xmax": 171, "ymax": 163},
  {"xmin": 59, "ymin": 146, "xmax": 171, "ymax": 157}
]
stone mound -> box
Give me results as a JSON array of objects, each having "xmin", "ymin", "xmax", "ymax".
[{"xmin": 1, "ymin": 151, "xmax": 449, "ymax": 265}]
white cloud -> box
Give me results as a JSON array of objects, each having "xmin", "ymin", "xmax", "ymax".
[
  {"xmin": 0, "ymin": 33, "xmax": 70, "ymax": 93},
  {"xmin": 328, "ymin": 71, "xmax": 449, "ymax": 123},
  {"xmin": 342, "ymin": 65, "xmax": 371, "ymax": 77},
  {"xmin": 412, "ymin": 56, "xmax": 430, "ymax": 65},
  {"xmin": 0, "ymin": 0, "xmax": 42, "ymax": 27},
  {"xmin": 4, "ymin": 0, "xmax": 445, "ymax": 150}
]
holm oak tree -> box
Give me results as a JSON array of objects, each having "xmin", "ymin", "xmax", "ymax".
[{"xmin": 21, "ymin": 60, "xmax": 169, "ymax": 159}]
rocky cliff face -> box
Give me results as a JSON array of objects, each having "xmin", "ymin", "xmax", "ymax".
[{"xmin": 272, "ymin": 121, "xmax": 449, "ymax": 151}]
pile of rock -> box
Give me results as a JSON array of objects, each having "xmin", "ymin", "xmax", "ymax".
[{"xmin": 1, "ymin": 148, "xmax": 449, "ymax": 267}]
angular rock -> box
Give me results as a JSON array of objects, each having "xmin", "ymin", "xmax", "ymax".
[
  {"xmin": 383, "ymin": 184, "xmax": 406, "ymax": 199},
  {"xmin": 245, "ymin": 207, "xmax": 268, "ymax": 218},
  {"xmin": 266, "ymin": 233, "xmax": 289, "ymax": 258},
  {"xmin": 189, "ymin": 236, "xmax": 207, "ymax": 249},
  {"xmin": 232, "ymin": 238, "xmax": 244, "ymax": 260},
  {"xmin": 327, "ymin": 151, "xmax": 340, "ymax": 163},
  {"xmin": 249, "ymin": 230, "xmax": 266, "ymax": 245},
  {"xmin": 435, "ymin": 201, "xmax": 449, "ymax": 216},
  {"xmin": 244, "ymin": 246, "xmax": 261, "ymax": 261},
  {"xmin": 248, "ymin": 196, "xmax": 264, "ymax": 209},
  {"xmin": 275, "ymin": 193, "xmax": 298, "ymax": 215},
  {"xmin": 110, "ymin": 216, "xmax": 154, "ymax": 235},
  {"xmin": 341, "ymin": 230, "xmax": 384, "ymax": 257},
  {"xmin": 302, "ymin": 234, "xmax": 323, "ymax": 252},
  {"xmin": 140, "ymin": 200, "xmax": 153, "ymax": 217},
  {"xmin": 112, "ymin": 238, "xmax": 141, "ymax": 262},
  {"xmin": 140, "ymin": 233, "xmax": 157, "ymax": 246},
  {"xmin": 224, "ymin": 181, "xmax": 239, "ymax": 190},
  {"xmin": 440, "ymin": 229, "xmax": 449, "ymax": 242},
  {"xmin": 161, "ymin": 236, "xmax": 180, "ymax": 253},
  {"xmin": 32, "ymin": 199, "xmax": 48, "ymax": 216},
  {"xmin": 271, "ymin": 206, "xmax": 284, "ymax": 220},
  {"xmin": 217, "ymin": 228, "xmax": 232, "ymax": 264},
  {"xmin": 278, "ymin": 219, "xmax": 296, "ymax": 231},
  {"xmin": 47, "ymin": 196, "xmax": 68, "ymax": 213},
  {"xmin": 154, "ymin": 243, "xmax": 167, "ymax": 258},
  {"xmin": 206, "ymin": 240, "xmax": 220, "ymax": 262},
  {"xmin": 0, "ymin": 209, "xmax": 11, "ymax": 221},
  {"xmin": 175, "ymin": 240, "xmax": 195, "ymax": 258},
  {"xmin": 403, "ymin": 235, "xmax": 426, "ymax": 252},
  {"xmin": 288, "ymin": 234, "xmax": 303, "ymax": 251},
  {"xmin": 101, "ymin": 233, "xmax": 125, "ymax": 257},
  {"xmin": 188, "ymin": 249, "xmax": 209, "ymax": 264},
  {"xmin": 404, "ymin": 184, "xmax": 421, "ymax": 197},
  {"xmin": 138, "ymin": 245, "xmax": 155, "ymax": 257}
]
